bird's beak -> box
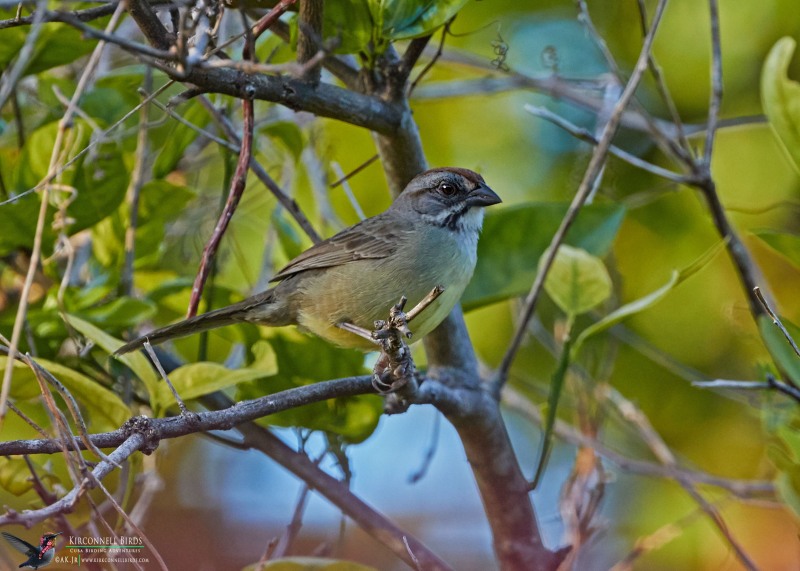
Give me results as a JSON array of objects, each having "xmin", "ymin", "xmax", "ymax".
[{"xmin": 466, "ymin": 184, "xmax": 502, "ymax": 207}]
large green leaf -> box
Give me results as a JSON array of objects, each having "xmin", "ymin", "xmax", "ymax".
[
  {"xmin": 542, "ymin": 245, "xmax": 611, "ymax": 317},
  {"xmin": 67, "ymin": 315, "xmax": 161, "ymax": 402},
  {"xmin": 761, "ymin": 37, "xmax": 800, "ymax": 174},
  {"xmin": 463, "ymin": 202, "xmax": 625, "ymax": 310},
  {"xmin": 151, "ymin": 344, "xmax": 277, "ymax": 415}
]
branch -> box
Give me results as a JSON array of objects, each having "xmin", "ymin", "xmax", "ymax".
[
  {"xmin": 0, "ymin": 376, "xmax": 374, "ymax": 457},
  {"xmin": 122, "ymin": 0, "xmax": 401, "ymax": 134}
]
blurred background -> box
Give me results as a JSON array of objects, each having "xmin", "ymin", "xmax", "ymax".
[{"xmin": 2, "ymin": 0, "xmax": 800, "ymax": 569}]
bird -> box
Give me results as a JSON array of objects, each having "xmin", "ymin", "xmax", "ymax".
[
  {"xmin": 2, "ymin": 531, "xmax": 61, "ymax": 569},
  {"xmin": 114, "ymin": 167, "xmax": 501, "ymax": 355}
]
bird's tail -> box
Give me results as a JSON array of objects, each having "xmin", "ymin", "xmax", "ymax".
[{"xmin": 114, "ymin": 289, "xmax": 277, "ymax": 356}]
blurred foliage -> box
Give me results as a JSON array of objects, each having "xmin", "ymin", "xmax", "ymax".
[{"xmin": 0, "ymin": 0, "xmax": 799, "ymax": 569}]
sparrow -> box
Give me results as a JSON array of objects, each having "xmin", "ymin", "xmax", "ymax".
[
  {"xmin": 114, "ymin": 167, "xmax": 501, "ymax": 355},
  {"xmin": 2, "ymin": 531, "xmax": 61, "ymax": 569}
]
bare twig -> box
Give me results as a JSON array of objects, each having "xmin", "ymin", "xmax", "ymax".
[
  {"xmin": 330, "ymin": 154, "xmax": 380, "ymax": 189},
  {"xmin": 143, "ymin": 341, "xmax": 190, "ymax": 415},
  {"xmin": 203, "ymin": 392, "xmax": 455, "ymax": 571},
  {"xmin": 703, "ymin": 0, "xmax": 723, "ymax": 167},
  {"xmin": 121, "ymin": 69, "xmax": 153, "ymax": 297},
  {"xmin": 330, "ymin": 162, "xmax": 367, "ymax": 220},
  {"xmin": 635, "ymin": 0, "xmax": 692, "ymax": 155},
  {"xmin": 694, "ymin": 377, "xmax": 800, "ymax": 403},
  {"xmin": 0, "ymin": 433, "xmax": 144, "ymax": 527},
  {"xmin": 523, "ymin": 104, "xmax": 691, "ymax": 183}
]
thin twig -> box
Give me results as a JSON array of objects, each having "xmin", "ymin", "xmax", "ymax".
[
  {"xmin": 122, "ymin": 69, "xmax": 153, "ymax": 297},
  {"xmin": 331, "ymin": 162, "xmax": 367, "ymax": 220},
  {"xmin": 635, "ymin": 0, "xmax": 692, "ymax": 155},
  {"xmin": 703, "ymin": 0, "xmax": 723, "ymax": 167},
  {"xmin": 754, "ymin": 286, "xmax": 800, "ymax": 358},
  {"xmin": 143, "ymin": 341, "xmax": 190, "ymax": 415},
  {"xmin": 0, "ymin": 0, "xmax": 47, "ymax": 111},
  {"xmin": 330, "ymin": 154, "xmax": 380, "ymax": 189},
  {"xmin": 523, "ymin": 104, "xmax": 691, "ymax": 183}
]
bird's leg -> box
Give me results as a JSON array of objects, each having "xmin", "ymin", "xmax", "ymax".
[
  {"xmin": 336, "ymin": 287, "xmax": 445, "ymax": 406},
  {"xmin": 371, "ymin": 287, "xmax": 446, "ymax": 411}
]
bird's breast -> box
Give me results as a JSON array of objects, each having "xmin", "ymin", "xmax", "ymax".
[{"xmin": 295, "ymin": 225, "xmax": 478, "ymax": 350}]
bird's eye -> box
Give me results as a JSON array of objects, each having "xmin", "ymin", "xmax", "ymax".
[{"xmin": 439, "ymin": 182, "xmax": 457, "ymax": 196}]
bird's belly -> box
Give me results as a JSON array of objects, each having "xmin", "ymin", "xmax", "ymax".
[{"xmin": 295, "ymin": 237, "xmax": 475, "ymax": 351}]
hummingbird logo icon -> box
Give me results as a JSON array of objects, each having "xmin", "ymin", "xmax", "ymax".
[{"xmin": 2, "ymin": 531, "xmax": 61, "ymax": 569}]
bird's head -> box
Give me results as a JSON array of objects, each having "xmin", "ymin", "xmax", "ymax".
[{"xmin": 392, "ymin": 167, "xmax": 501, "ymax": 233}]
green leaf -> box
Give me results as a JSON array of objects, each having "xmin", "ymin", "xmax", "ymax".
[
  {"xmin": 758, "ymin": 315, "xmax": 800, "ymax": 385},
  {"xmin": 571, "ymin": 238, "xmax": 726, "ymax": 355},
  {"xmin": 242, "ymin": 557, "xmax": 379, "ymax": 571},
  {"xmin": 76, "ymin": 297, "xmax": 157, "ymax": 329},
  {"xmin": 66, "ymin": 314, "xmax": 161, "ymax": 402},
  {"xmin": 761, "ymin": 37, "xmax": 800, "ymax": 174},
  {"xmin": 573, "ymin": 271, "xmax": 679, "ymax": 355},
  {"xmin": 542, "ymin": 245, "xmax": 612, "ymax": 316},
  {"xmin": 381, "ymin": 0, "xmax": 469, "ymax": 40},
  {"xmin": 753, "ymin": 229, "xmax": 800, "ymax": 270},
  {"xmin": 261, "ymin": 122, "xmax": 305, "ymax": 160},
  {"xmin": 0, "ymin": 457, "xmax": 37, "ymax": 496},
  {"xmin": 532, "ymin": 331, "xmax": 573, "ymax": 489},
  {"xmin": 321, "ymin": 1, "xmax": 375, "ymax": 54},
  {"xmin": 463, "ymin": 202, "xmax": 625, "ymax": 310},
  {"xmin": 152, "ymin": 356, "xmax": 277, "ymax": 416}
]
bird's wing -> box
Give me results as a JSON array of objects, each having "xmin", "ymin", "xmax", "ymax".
[
  {"xmin": 2, "ymin": 532, "xmax": 36, "ymax": 555},
  {"xmin": 270, "ymin": 214, "xmax": 413, "ymax": 282}
]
